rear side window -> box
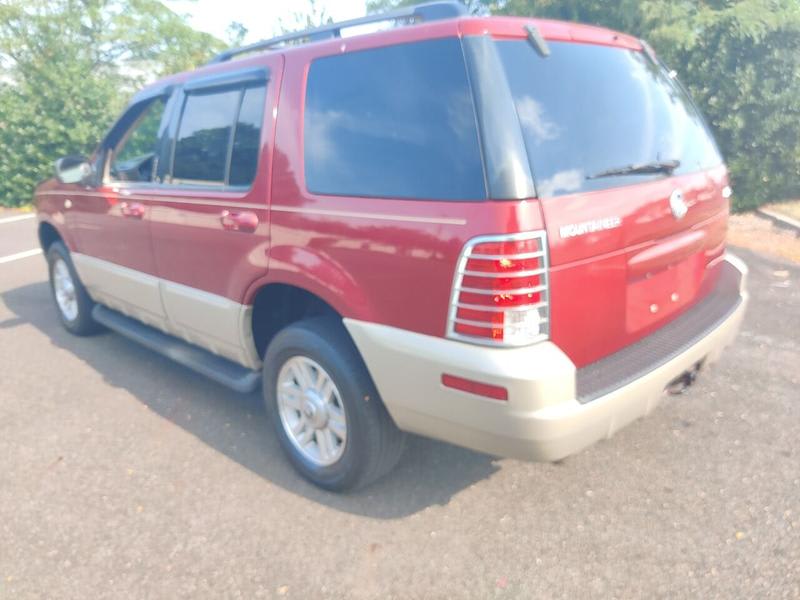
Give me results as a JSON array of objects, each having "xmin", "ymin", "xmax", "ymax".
[
  {"xmin": 304, "ymin": 38, "xmax": 486, "ymax": 201},
  {"xmin": 173, "ymin": 90, "xmax": 240, "ymax": 184},
  {"xmin": 171, "ymin": 84, "xmax": 266, "ymax": 187},
  {"xmin": 230, "ymin": 86, "xmax": 267, "ymax": 186},
  {"xmin": 497, "ymin": 41, "xmax": 722, "ymax": 198}
]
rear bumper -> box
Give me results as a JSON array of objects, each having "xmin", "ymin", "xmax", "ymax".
[{"xmin": 345, "ymin": 254, "xmax": 748, "ymax": 461}]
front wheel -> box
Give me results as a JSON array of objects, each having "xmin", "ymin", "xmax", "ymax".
[
  {"xmin": 262, "ymin": 318, "xmax": 405, "ymax": 491},
  {"xmin": 46, "ymin": 241, "xmax": 102, "ymax": 336}
]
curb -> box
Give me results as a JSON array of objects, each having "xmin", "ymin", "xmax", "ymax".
[{"xmin": 757, "ymin": 208, "xmax": 800, "ymax": 235}]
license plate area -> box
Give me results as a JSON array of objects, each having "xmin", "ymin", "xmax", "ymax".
[{"xmin": 625, "ymin": 252, "xmax": 705, "ymax": 334}]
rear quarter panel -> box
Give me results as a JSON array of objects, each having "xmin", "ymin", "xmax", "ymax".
[{"xmin": 268, "ymin": 38, "xmax": 545, "ymax": 336}]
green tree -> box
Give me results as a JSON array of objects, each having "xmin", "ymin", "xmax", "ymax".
[
  {"xmin": 0, "ymin": 0, "xmax": 224, "ymax": 207},
  {"xmin": 277, "ymin": 0, "xmax": 334, "ymax": 34},
  {"xmin": 652, "ymin": 1, "xmax": 800, "ymax": 210}
]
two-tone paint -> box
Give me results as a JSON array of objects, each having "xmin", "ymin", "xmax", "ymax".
[{"xmin": 37, "ymin": 15, "xmax": 731, "ymax": 374}]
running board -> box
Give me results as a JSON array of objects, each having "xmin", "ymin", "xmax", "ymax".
[{"xmin": 92, "ymin": 304, "xmax": 261, "ymax": 394}]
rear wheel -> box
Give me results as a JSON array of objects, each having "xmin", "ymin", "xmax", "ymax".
[
  {"xmin": 276, "ymin": 356, "xmax": 348, "ymax": 467},
  {"xmin": 46, "ymin": 242, "xmax": 102, "ymax": 336},
  {"xmin": 262, "ymin": 318, "xmax": 405, "ymax": 491}
]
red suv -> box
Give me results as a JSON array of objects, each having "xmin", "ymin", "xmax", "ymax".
[{"xmin": 35, "ymin": 2, "xmax": 748, "ymax": 490}]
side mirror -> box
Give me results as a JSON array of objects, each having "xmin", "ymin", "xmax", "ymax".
[{"xmin": 55, "ymin": 155, "xmax": 92, "ymax": 184}]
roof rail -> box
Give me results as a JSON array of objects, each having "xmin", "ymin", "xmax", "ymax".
[{"xmin": 206, "ymin": 2, "xmax": 469, "ymax": 65}]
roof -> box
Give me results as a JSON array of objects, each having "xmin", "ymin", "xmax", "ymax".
[{"xmin": 133, "ymin": 4, "xmax": 642, "ymax": 103}]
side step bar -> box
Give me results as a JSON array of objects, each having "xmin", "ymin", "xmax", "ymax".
[{"xmin": 92, "ymin": 305, "xmax": 261, "ymax": 394}]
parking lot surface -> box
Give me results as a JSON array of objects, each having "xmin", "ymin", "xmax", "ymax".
[{"xmin": 1, "ymin": 216, "xmax": 798, "ymax": 598}]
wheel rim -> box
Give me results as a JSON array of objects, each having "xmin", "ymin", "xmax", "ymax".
[
  {"xmin": 276, "ymin": 356, "xmax": 347, "ymax": 467},
  {"xmin": 53, "ymin": 258, "xmax": 78, "ymax": 322}
]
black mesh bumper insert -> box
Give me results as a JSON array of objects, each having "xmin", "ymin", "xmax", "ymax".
[{"xmin": 575, "ymin": 261, "xmax": 744, "ymax": 404}]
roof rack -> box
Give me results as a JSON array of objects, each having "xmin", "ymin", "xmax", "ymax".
[{"xmin": 206, "ymin": 1, "xmax": 468, "ymax": 65}]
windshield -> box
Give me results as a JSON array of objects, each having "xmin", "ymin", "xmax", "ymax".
[{"xmin": 497, "ymin": 40, "xmax": 722, "ymax": 198}]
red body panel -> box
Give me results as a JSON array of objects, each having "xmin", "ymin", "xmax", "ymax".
[
  {"xmin": 34, "ymin": 15, "xmax": 730, "ymax": 369},
  {"xmin": 544, "ymin": 166, "xmax": 729, "ymax": 366},
  {"xmin": 266, "ymin": 42, "xmax": 545, "ymax": 335},
  {"xmin": 72, "ymin": 187, "xmax": 158, "ymax": 274},
  {"xmin": 35, "ymin": 180, "xmax": 78, "ymax": 252},
  {"xmin": 147, "ymin": 54, "xmax": 284, "ymax": 299}
]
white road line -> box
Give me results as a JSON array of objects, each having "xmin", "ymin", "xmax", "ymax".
[
  {"xmin": 0, "ymin": 248, "xmax": 42, "ymax": 264},
  {"xmin": 0, "ymin": 213, "xmax": 36, "ymax": 225}
]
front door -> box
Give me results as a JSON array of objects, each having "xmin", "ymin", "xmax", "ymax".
[
  {"xmin": 70, "ymin": 93, "xmax": 171, "ymax": 330},
  {"xmin": 147, "ymin": 57, "xmax": 283, "ymax": 368}
]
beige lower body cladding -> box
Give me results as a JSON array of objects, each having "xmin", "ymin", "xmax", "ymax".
[
  {"xmin": 72, "ymin": 253, "xmax": 261, "ymax": 369},
  {"xmin": 345, "ymin": 255, "xmax": 748, "ymax": 462}
]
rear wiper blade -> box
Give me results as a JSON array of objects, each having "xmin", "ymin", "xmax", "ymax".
[{"xmin": 586, "ymin": 159, "xmax": 681, "ymax": 180}]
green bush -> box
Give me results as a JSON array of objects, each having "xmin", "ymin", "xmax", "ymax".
[
  {"xmin": 0, "ymin": 68, "xmax": 124, "ymax": 208},
  {"xmin": 665, "ymin": 3, "xmax": 800, "ymax": 210}
]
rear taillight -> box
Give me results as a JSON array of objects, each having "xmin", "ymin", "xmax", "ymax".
[{"xmin": 447, "ymin": 231, "xmax": 549, "ymax": 346}]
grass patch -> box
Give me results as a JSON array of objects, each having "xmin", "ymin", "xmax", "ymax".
[
  {"xmin": 763, "ymin": 200, "xmax": 800, "ymax": 222},
  {"xmin": 0, "ymin": 204, "xmax": 34, "ymax": 214},
  {"xmin": 729, "ymin": 212, "xmax": 800, "ymax": 263}
]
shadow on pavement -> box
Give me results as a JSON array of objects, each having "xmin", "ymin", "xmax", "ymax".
[{"xmin": 1, "ymin": 281, "xmax": 500, "ymax": 519}]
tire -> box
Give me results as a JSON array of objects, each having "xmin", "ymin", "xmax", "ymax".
[
  {"xmin": 46, "ymin": 241, "xmax": 102, "ymax": 336},
  {"xmin": 262, "ymin": 317, "xmax": 406, "ymax": 491}
]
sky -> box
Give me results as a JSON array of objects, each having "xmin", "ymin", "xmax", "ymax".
[{"xmin": 165, "ymin": 0, "xmax": 369, "ymax": 44}]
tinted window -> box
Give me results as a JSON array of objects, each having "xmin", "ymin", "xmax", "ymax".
[
  {"xmin": 497, "ymin": 41, "xmax": 722, "ymax": 198},
  {"xmin": 229, "ymin": 85, "xmax": 266, "ymax": 186},
  {"xmin": 304, "ymin": 38, "xmax": 486, "ymax": 201},
  {"xmin": 110, "ymin": 97, "xmax": 166, "ymax": 182},
  {"xmin": 173, "ymin": 89, "xmax": 240, "ymax": 184}
]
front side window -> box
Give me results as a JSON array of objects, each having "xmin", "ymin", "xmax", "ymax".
[
  {"xmin": 497, "ymin": 40, "xmax": 722, "ymax": 198},
  {"xmin": 109, "ymin": 97, "xmax": 166, "ymax": 183},
  {"xmin": 171, "ymin": 84, "xmax": 266, "ymax": 187},
  {"xmin": 304, "ymin": 38, "xmax": 486, "ymax": 201}
]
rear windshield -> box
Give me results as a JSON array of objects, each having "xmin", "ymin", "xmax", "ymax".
[{"xmin": 497, "ymin": 40, "xmax": 722, "ymax": 198}]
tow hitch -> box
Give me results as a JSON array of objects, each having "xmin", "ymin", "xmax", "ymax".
[{"xmin": 666, "ymin": 361, "xmax": 704, "ymax": 395}]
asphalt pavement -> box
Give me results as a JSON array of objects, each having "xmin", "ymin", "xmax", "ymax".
[{"xmin": 1, "ymin": 215, "xmax": 798, "ymax": 599}]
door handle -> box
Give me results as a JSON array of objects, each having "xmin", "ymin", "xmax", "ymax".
[
  {"xmin": 220, "ymin": 210, "xmax": 258, "ymax": 232},
  {"xmin": 120, "ymin": 201, "xmax": 145, "ymax": 219}
]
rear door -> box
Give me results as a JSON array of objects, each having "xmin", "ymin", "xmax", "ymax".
[
  {"xmin": 146, "ymin": 57, "xmax": 282, "ymax": 367},
  {"xmin": 495, "ymin": 37, "xmax": 728, "ymax": 367}
]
